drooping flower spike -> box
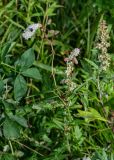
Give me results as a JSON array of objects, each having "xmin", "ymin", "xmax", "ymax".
[{"xmin": 22, "ymin": 23, "xmax": 42, "ymax": 40}]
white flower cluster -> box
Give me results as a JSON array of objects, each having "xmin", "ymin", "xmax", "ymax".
[
  {"xmin": 82, "ymin": 156, "xmax": 91, "ymax": 160},
  {"xmin": 64, "ymin": 48, "xmax": 80, "ymax": 91},
  {"xmin": 22, "ymin": 23, "xmax": 42, "ymax": 40},
  {"xmin": 65, "ymin": 62, "xmax": 74, "ymax": 78},
  {"xmin": 96, "ymin": 19, "xmax": 110, "ymax": 71},
  {"xmin": 69, "ymin": 81, "xmax": 76, "ymax": 91},
  {"xmin": 99, "ymin": 53, "xmax": 110, "ymax": 71},
  {"xmin": 76, "ymin": 156, "xmax": 91, "ymax": 160},
  {"xmin": 69, "ymin": 48, "xmax": 80, "ymax": 60}
]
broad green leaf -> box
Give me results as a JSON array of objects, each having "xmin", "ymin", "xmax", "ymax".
[
  {"xmin": 78, "ymin": 108, "xmax": 107, "ymax": 122},
  {"xmin": 15, "ymin": 48, "xmax": 35, "ymax": 71},
  {"xmin": 2, "ymin": 100, "xmax": 14, "ymax": 111},
  {"xmin": 14, "ymin": 75, "xmax": 27, "ymax": 101},
  {"xmin": 22, "ymin": 67, "xmax": 42, "ymax": 81},
  {"xmin": 3, "ymin": 118, "xmax": 20, "ymax": 139},
  {"xmin": 9, "ymin": 115, "xmax": 28, "ymax": 128}
]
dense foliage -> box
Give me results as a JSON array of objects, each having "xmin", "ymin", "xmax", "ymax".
[{"xmin": 1, "ymin": 0, "xmax": 114, "ymax": 159}]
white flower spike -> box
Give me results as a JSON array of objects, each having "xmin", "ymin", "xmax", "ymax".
[{"xmin": 22, "ymin": 23, "xmax": 42, "ymax": 40}]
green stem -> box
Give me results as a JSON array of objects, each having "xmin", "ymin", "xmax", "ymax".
[
  {"xmin": 9, "ymin": 140, "xmax": 14, "ymax": 155},
  {"xmin": 13, "ymin": 140, "xmax": 44, "ymax": 157}
]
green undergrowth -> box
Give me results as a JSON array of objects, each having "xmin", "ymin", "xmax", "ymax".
[{"xmin": 0, "ymin": 0, "xmax": 114, "ymax": 159}]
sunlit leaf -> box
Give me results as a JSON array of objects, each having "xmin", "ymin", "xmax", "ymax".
[{"xmin": 78, "ymin": 108, "xmax": 107, "ymax": 122}]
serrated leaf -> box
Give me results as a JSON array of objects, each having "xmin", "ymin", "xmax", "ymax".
[
  {"xmin": 14, "ymin": 75, "xmax": 27, "ymax": 101},
  {"xmin": 74, "ymin": 125, "xmax": 82, "ymax": 140},
  {"xmin": 22, "ymin": 67, "xmax": 42, "ymax": 81},
  {"xmin": 9, "ymin": 115, "xmax": 28, "ymax": 128},
  {"xmin": 3, "ymin": 118, "xmax": 20, "ymax": 139},
  {"xmin": 15, "ymin": 48, "xmax": 35, "ymax": 71},
  {"xmin": 78, "ymin": 108, "xmax": 107, "ymax": 122}
]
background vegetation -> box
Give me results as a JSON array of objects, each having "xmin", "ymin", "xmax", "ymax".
[{"xmin": 0, "ymin": 0, "xmax": 114, "ymax": 159}]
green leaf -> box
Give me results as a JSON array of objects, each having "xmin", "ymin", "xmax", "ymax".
[
  {"xmin": 84, "ymin": 58, "xmax": 99, "ymax": 69},
  {"xmin": 1, "ymin": 154, "xmax": 16, "ymax": 160},
  {"xmin": 14, "ymin": 75, "xmax": 27, "ymax": 101},
  {"xmin": 15, "ymin": 48, "xmax": 35, "ymax": 71},
  {"xmin": 78, "ymin": 108, "xmax": 107, "ymax": 122},
  {"xmin": 1, "ymin": 42, "xmax": 11, "ymax": 62},
  {"xmin": 34, "ymin": 62, "xmax": 52, "ymax": 71},
  {"xmin": 9, "ymin": 115, "xmax": 28, "ymax": 128},
  {"xmin": 105, "ymin": 97, "xmax": 114, "ymax": 109},
  {"xmin": 74, "ymin": 125, "xmax": 82, "ymax": 140},
  {"xmin": 3, "ymin": 118, "xmax": 20, "ymax": 139},
  {"xmin": 45, "ymin": 2, "xmax": 61, "ymax": 16},
  {"xmin": 34, "ymin": 61, "xmax": 65, "ymax": 75},
  {"xmin": 22, "ymin": 67, "xmax": 42, "ymax": 81},
  {"xmin": 52, "ymin": 118, "xmax": 64, "ymax": 130},
  {"xmin": 0, "ymin": 80, "xmax": 4, "ymax": 94}
]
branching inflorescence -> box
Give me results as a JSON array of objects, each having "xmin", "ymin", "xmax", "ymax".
[
  {"xmin": 64, "ymin": 48, "xmax": 80, "ymax": 91},
  {"xmin": 96, "ymin": 19, "xmax": 110, "ymax": 71}
]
